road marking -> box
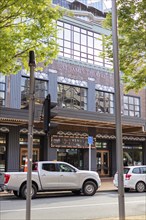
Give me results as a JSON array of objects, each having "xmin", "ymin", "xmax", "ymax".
[{"xmin": 0, "ymin": 200, "xmax": 145, "ymax": 213}]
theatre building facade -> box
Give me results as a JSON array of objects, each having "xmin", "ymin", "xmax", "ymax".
[{"xmin": 0, "ymin": 4, "xmax": 146, "ymax": 177}]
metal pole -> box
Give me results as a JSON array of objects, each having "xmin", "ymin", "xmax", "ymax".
[
  {"xmin": 26, "ymin": 51, "xmax": 36, "ymax": 220},
  {"xmin": 111, "ymin": 1, "xmax": 125, "ymax": 220},
  {"xmin": 89, "ymin": 144, "xmax": 91, "ymax": 171}
]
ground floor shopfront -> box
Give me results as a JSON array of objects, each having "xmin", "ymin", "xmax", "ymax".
[{"xmin": 0, "ymin": 126, "xmax": 146, "ymax": 177}]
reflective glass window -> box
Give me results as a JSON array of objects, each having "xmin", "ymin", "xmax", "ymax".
[
  {"xmin": 57, "ymin": 21, "xmax": 113, "ymax": 68},
  {"xmin": 21, "ymin": 76, "xmax": 48, "ymax": 108},
  {"xmin": 123, "ymin": 95, "xmax": 140, "ymax": 117},
  {"xmin": 0, "ymin": 73, "xmax": 6, "ymax": 106},
  {"xmin": 96, "ymin": 91, "xmax": 114, "ymax": 114},
  {"xmin": 57, "ymin": 83, "xmax": 87, "ymax": 110}
]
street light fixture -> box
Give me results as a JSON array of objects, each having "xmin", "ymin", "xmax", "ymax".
[
  {"xmin": 26, "ymin": 51, "xmax": 36, "ymax": 220},
  {"xmin": 111, "ymin": 1, "xmax": 125, "ymax": 220}
]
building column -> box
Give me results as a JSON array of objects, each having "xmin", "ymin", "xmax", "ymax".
[
  {"xmin": 143, "ymin": 140, "xmax": 146, "ymax": 164},
  {"xmin": 6, "ymin": 71, "xmax": 21, "ymax": 109},
  {"xmin": 87, "ymin": 78, "xmax": 95, "ymax": 112},
  {"xmin": 111, "ymin": 140, "xmax": 117, "ymax": 176},
  {"xmin": 48, "ymin": 69, "xmax": 58, "ymax": 102},
  {"xmin": 7, "ymin": 126, "xmax": 20, "ymax": 171}
]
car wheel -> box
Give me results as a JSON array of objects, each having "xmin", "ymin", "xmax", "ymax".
[
  {"xmin": 136, "ymin": 181, "xmax": 145, "ymax": 193},
  {"xmin": 72, "ymin": 190, "xmax": 81, "ymax": 195},
  {"xmin": 83, "ymin": 181, "xmax": 97, "ymax": 196},
  {"xmin": 124, "ymin": 188, "xmax": 130, "ymax": 192},
  {"xmin": 20, "ymin": 184, "xmax": 37, "ymax": 199}
]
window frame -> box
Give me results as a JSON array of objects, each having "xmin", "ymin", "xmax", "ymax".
[
  {"xmin": 57, "ymin": 21, "xmax": 113, "ymax": 68},
  {"xmin": 95, "ymin": 90, "xmax": 114, "ymax": 114},
  {"xmin": 57, "ymin": 83, "xmax": 87, "ymax": 110},
  {"xmin": 123, "ymin": 95, "xmax": 140, "ymax": 117},
  {"xmin": 0, "ymin": 74, "xmax": 6, "ymax": 106},
  {"xmin": 21, "ymin": 76, "xmax": 48, "ymax": 108}
]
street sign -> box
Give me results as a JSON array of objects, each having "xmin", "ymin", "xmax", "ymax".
[
  {"xmin": 88, "ymin": 136, "xmax": 93, "ymax": 171},
  {"xmin": 88, "ymin": 136, "xmax": 93, "ymax": 145}
]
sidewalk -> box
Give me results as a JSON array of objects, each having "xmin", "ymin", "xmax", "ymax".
[{"xmin": 99, "ymin": 177, "xmax": 117, "ymax": 191}]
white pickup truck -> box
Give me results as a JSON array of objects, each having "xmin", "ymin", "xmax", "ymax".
[{"xmin": 4, "ymin": 161, "xmax": 101, "ymax": 199}]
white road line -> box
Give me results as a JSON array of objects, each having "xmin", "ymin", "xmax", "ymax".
[{"xmin": 0, "ymin": 200, "xmax": 145, "ymax": 213}]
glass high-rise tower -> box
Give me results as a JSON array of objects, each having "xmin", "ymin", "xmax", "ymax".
[{"xmin": 52, "ymin": 0, "xmax": 111, "ymax": 12}]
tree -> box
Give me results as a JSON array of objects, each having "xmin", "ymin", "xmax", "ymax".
[
  {"xmin": 0, "ymin": 0, "xmax": 65, "ymax": 75},
  {"xmin": 103, "ymin": 0, "xmax": 146, "ymax": 91}
]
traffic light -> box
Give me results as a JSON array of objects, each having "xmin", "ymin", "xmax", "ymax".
[{"xmin": 43, "ymin": 94, "xmax": 57, "ymax": 133}]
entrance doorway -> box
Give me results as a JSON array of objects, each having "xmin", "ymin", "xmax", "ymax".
[{"xmin": 96, "ymin": 150, "xmax": 109, "ymax": 176}]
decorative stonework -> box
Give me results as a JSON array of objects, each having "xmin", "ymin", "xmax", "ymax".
[
  {"xmin": 48, "ymin": 59, "xmax": 114, "ymax": 88},
  {"xmin": 96, "ymin": 134, "xmax": 116, "ymax": 139},
  {"xmin": 95, "ymin": 84, "xmax": 114, "ymax": 92},
  {"xmin": 20, "ymin": 128, "xmax": 45, "ymax": 135},
  {"xmin": 123, "ymin": 136, "xmax": 146, "ymax": 141},
  {"xmin": 58, "ymin": 76, "xmax": 87, "ymax": 87},
  {"xmin": 0, "ymin": 127, "xmax": 9, "ymax": 132},
  {"xmin": 21, "ymin": 69, "xmax": 48, "ymax": 80},
  {"xmin": 57, "ymin": 131, "xmax": 88, "ymax": 137},
  {"xmin": 96, "ymin": 134, "xmax": 145, "ymax": 141}
]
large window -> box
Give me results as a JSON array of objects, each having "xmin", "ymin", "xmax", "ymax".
[
  {"xmin": 21, "ymin": 76, "xmax": 48, "ymax": 108},
  {"xmin": 57, "ymin": 148, "xmax": 84, "ymax": 169},
  {"xmin": 123, "ymin": 145, "xmax": 143, "ymax": 166},
  {"xmin": 57, "ymin": 21, "xmax": 112, "ymax": 68},
  {"xmin": 124, "ymin": 95, "xmax": 140, "ymax": 117},
  {"xmin": 96, "ymin": 91, "xmax": 114, "ymax": 114},
  {"xmin": 0, "ymin": 73, "xmax": 6, "ymax": 106},
  {"xmin": 57, "ymin": 83, "xmax": 87, "ymax": 110}
]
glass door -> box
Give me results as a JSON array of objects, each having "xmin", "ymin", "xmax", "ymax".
[{"xmin": 96, "ymin": 150, "xmax": 109, "ymax": 176}]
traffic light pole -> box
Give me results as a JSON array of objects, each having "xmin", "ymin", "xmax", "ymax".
[
  {"xmin": 26, "ymin": 51, "xmax": 35, "ymax": 220},
  {"xmin": 112, "ymin": 1, "xmax": 125, "ymax": 220}
]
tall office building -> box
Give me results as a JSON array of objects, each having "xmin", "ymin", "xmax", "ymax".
[
  {"xmin": 52, "ymin": 0, "xmax": 111, "ymax": 12},
  {"xmin": 88, "ymin": 0, "xmax": 103, "ymax": 11}
]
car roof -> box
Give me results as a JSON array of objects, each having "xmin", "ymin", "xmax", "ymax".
[{"xmin": 34, "ymin": 161, "xmax": 67, "ymax": 164}]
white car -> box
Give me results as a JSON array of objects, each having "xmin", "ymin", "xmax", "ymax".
[{"xmin": 113, "ymin": 165, "xmax": 146, "ymax": 192}]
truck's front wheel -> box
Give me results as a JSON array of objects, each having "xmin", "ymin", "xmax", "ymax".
[
  {"xmin": 83, "ymin": 181, "xmax": 97, "ymax": 196},
  {"xmin": 20, "ymin": 184, "xmax": 37, "ymax": 199}
]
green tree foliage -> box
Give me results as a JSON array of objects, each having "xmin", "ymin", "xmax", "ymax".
[
  {"xmin": 0, "ymin": 0, "xmax": 65, "ymax": 75},
  {"xmin": 104, "ymin": 0, "xmax": 146, "ymax": 91}
]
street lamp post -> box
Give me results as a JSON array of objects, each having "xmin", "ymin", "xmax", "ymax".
[
  {"xmin": 26, "ymin": 51, "xmax": 36, "ymax": 220},
  {"xmin": 111, "ymin": 1, "xmax": 125, "ymax": 220}
]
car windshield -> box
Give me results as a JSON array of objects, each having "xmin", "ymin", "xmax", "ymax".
[{"xmin": 124, "ymin": 168, "xmax": 130, "ymax": 174}]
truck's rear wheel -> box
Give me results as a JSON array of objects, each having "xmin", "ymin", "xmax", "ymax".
[
  {"xmin": 20, "ymin": 184, "xmax": 37, "ymax": 199},
  {"xmin": 83, "ymin": 181, "xmax": 97, "ymax": 196}
]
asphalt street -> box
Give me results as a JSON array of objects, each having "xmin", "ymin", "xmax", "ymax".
[{"xmin": 1, "ymin": 190, "xmax": 146, "ymax": 220}]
